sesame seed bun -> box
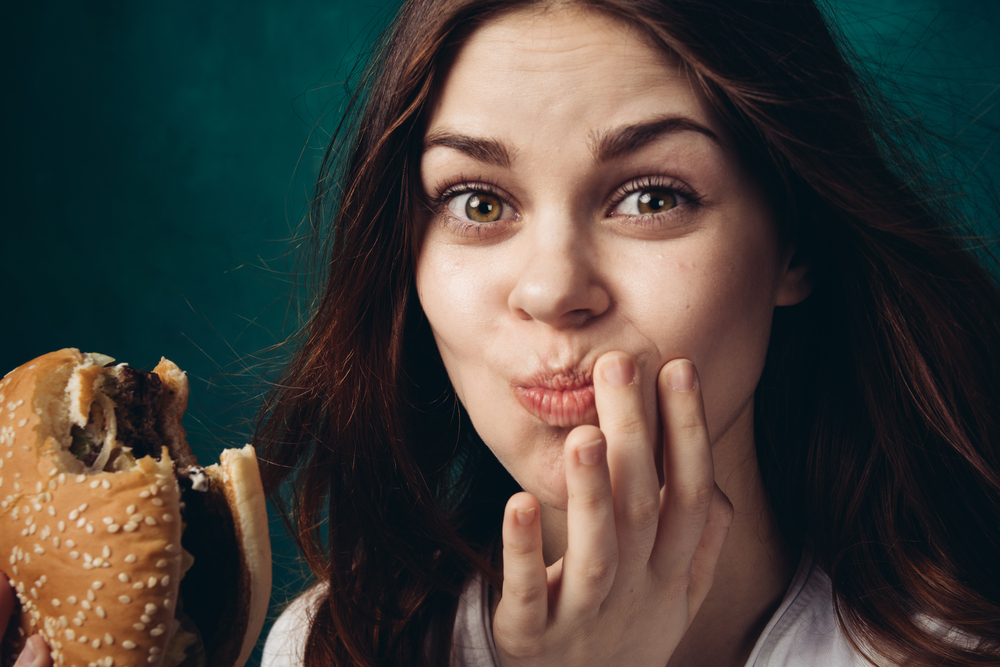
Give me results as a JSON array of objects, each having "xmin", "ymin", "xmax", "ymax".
[{"xmin": 0, "ymin": 349, "xmax": 271, "ymax": 667}]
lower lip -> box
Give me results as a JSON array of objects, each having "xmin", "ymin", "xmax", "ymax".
[{"xmin": 515, "ymin": 384, "xmax": 597, "ymax": 427}]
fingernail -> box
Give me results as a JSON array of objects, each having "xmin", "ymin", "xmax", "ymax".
[
  {"xmin": 601, "ymin": 355, "xmax": 634, "ymax": 387},
  {"xmin": 15, "ymin": 636, "xmax": 40, "ymax": 667},
  {"xmin": 576, "ymin": 439, "xmax": 604, "ymax": 466},
  {"xmin": 667, "ymin": 360, "xmax": 696, "ymax": 392},
  {"xmin": 515, "ymin": 508, "xmax": 536, "ymax": 526}
]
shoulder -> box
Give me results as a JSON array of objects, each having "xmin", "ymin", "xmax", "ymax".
[
  {"xmin": 745, "ymin": 551, "xmax": 883, "ymax": 667},
  {"xmin": 261, "ymin": 582, "xmax": 328, "ymax": 667}
]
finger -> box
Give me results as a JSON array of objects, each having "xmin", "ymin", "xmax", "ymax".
[
  {"xmin": 593, "ymin": 353, "xmax": 660, "ymax": 563},
  {"xmin": 650, "ymin": 359, "xmax": 716, "ymax": 577},
  {"xmin": 560, "ymin": 426, "xmax": 618, "ymax": 615},
  {"xmin": 13, "ymin": 635, "xmax": 51, "ymax": 667},
  {"xmin": 687, "ymin": 484, "xmax": 734, "ymax": 612},
  {"xmin": 495, "ymin": 492, "xmax": 548, "ymax": 641}
]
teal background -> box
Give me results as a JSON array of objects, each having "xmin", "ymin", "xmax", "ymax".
[{"xmin": 2, "ymin": 1, "xmax": 997, "ymax": 663}]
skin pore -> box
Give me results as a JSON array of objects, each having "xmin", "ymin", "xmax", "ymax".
[{"xmin": 416, "ymin": 6, "xmax": 811, "ymax": 666}]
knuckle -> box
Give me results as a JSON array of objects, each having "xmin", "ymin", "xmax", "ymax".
[
  {"xmin": 673, "ymin": 483, "xmax": 714, "ymax": 516},
  {"xmin": 570, "ymin": 488, "xmax": 607, "ymax": 515},
  {"xmin": 504, "ymin": 580, "xmax": 546, "ymax": 608},
  {"xmin": 620, "ymin": 493, "xmax": 660, "ymax": 530},
  {"xmin": 577, "ymin": 558, "xmax": 616, "ymax": 587}
]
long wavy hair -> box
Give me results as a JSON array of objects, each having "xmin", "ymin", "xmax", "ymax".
[{"xmin": 254, "ymin": 0, "xmax": 1000, "ymax": 664}]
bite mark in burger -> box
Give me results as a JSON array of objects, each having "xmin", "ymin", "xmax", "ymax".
[{"xmin": 0, "ymin": 349, "xmax": 271, "ymax": 667}]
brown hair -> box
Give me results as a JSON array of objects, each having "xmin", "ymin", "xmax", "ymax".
[{"xmin": 255, "ymin": 0, "xmax": 1000, "ymax": 664}]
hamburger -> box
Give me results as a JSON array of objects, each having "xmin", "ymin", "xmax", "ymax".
[{"xmin": 0, "ymin": 349, "xmax": 271, "ymax": 667}]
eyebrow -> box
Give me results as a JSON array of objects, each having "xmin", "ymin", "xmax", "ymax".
[
  {"xmin": 422, "ymin": 115, "xmax": 721, "ymax": 168},
  {"xmin": 590, "ymin": 116, "xmax": 721, "ymax": 163},
  {"xmin": 423, "ymin": 130, "xmax": 515, "ymax": 169}
]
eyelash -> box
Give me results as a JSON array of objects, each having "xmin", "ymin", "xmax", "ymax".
[{"xmin": 429, "ymin": 175, "xmax": 701, "ymax": 236}]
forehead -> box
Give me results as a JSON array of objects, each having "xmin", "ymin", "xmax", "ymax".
[{"xmin": 426, "ymin": 6, "xmax": 722, "ymax": 143}]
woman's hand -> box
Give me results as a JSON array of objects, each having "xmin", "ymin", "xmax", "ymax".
[
  {"xmin": 493, "ymin": 354, "xmax": 733, "ymax": 666},
  {"xmin": 0, "ymin": 573, "xmax": 52, "ymax": 667}
]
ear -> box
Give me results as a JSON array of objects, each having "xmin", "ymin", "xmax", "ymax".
[{"xmin": 775, "ymin": 248, "xmax": 813, "ymax": 306}]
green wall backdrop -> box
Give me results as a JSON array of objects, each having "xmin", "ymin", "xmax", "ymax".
[{"xmin": 3, "ymin": 1, "xmax": 998, "ymax": 663}]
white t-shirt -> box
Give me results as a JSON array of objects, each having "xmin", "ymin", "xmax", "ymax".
[{"xmin": 262, "ymin": 549, "xmax": 872, "ymax": 666}]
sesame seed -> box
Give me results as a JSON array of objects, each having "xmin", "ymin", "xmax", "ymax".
[
  {"xmin": 85, "ymin": 524, "xmax": 94, "ymax": 534},
  {"xmin": 78, "ymin": 635, "xmax": 87, "ymax": 643},
  {"xmin": 148, "ymin": 627, "xmax": 164, "ymax": 637},
  {"xmin": 47, "ymin": 506, "xmax": 55, "ymax": 516},
  {"xmin": 33, "ymin": 545, "xmax": 44, "ymax": 555},
  {"xmin": 122, "ymin": 640, "xmax": 136, "ymax": 650},
  {"xmin": 57, "ymin": 521, "xmax": 66, "ymax": 532},
  {"xmin": 97, "ymin": 607, "xmax": 107, "ymax": 619},
  {"xmin": 93, "ymin": 557, "xmax": 103, "ymax": 567},
  {"xmin": 92, "ymin": 581, "xmax": 103, "ymax": 590},
  {"xmin": 133, "ymin": 623, "xmax": 145, "ymax": 631},
  {"xmin": 139, "ymin": 490, "xmax": 150, "ymax": 499},
  {"xmin": 67, "ymin": 596, "xmax": 77, "ymax": 604},
  {"xmin": 71, "ymin": 618, "xmax": 82, "ymax": 627},
  {"xmin": 118, "ymin": 573, "xmax": 130, "ymax": 583},
  {"xmin": 75, "ymin": 518, "xmax": 86, "ymax": 528},
  {"xmin": 84, "ymin": 553, "xmax": 93, "ymax": 563},
  {"xmin": 104, "ymin": 632, "xmax": 113, "ymax": 644},
  {"xmin": 155, "ymin": 559, "xmax": 168, "ymax": 568},
  {"xmin": 89, "ymin": 481, "xmax": 100, "ymax": 489},
  {"xmin": 126, "ymin": 505, "xmax": 136, "ymax": 515},
  {"xmin": 102, "ymin": 517, "xmax": 113, "ymax": 525},
  {"xmin": 149, "ymin": 647, "xmax": 161, "ymax": 654},
  {"xmin": 147, "ymin": 577, "xmax": 157, "ymax": 588},
  {"xmin": 140, "ymin": 614, "xmax": 151, "ymax": 623},
  {"xmin": 58, "ymin": 473, "xmax": 65, "ymax": 485},
  {"xmin": 131, "ymin": 513, "xmax": 144, "ymax": 522},
  {"xmin": 83, "ymin": 562, "xmax": 93, "ymax": 570},
  {"xmin": 101, "ymin": 480, "xmax": 110, "ymax": 490},
  {"xmin": 65, "ymin": 539, "xmax": 75, "ymax": 548},
  {"xmin": 29, "ymin": 588, "xmax": 38, "ymax": 599},
  {"xmin": 124, "ymin": 554, "xmax": 137, "ymax": 563},
  {"xmin": 52, "ymin": 599, "xmax": 61, "ymax": 607},
  {"xmin": 65, "ymin": 629, "xmax": 75, "ymax": 640},
  {"xmin": 40, "ymin": 526, "xmax": 50, "ymax": 539},
  {"xmin": 52, "ymin": 537, "xmax": 60, "ymax": 548},
  {"xmin": 132, "ymin": 582, "xmax": 144, "ymax": 590},
  {"xmin": 151, "ymin": 498, "xmax": 164, "ymax": 507},
  {"xmin": 164, "ymin": 544, "xmax": 177, "ymax": 553},
  {"xmin": 91, "ymin": 638, "xmax": 101, "ymax": 648},
  {"xmin": 144, "ymin": 516, "xmax": 157, "ymax": 526},
  {"xmin": 75, "ymin": 475, "xmax": 85, "ymax": 483},
  {"xmin": 160, "ymin": 575, "xmax": 170, "ymax": 587},
  {"xmin": 81, "ymin": 600, "xmax": 92, "ymax": 610},
  {"xmin": 102, "ymin": 546, "xmax": 111, "ymax": 558},
  {"xmin": 118, "ymin": 595, "xmax": 131, "ymax": 604},
  {"xmin": 161, "ymin": 514, "xmax": 174, "ymax": 523},
  {"xmin": 86, "ymin": 590, "xmax": 95, "ymax": 601},
  {"xmin": 144, "ymin": 603, "xmax": 157, "ymax": 614},
  {"xmin": 123, "ymin": 523, "xmax": 137, "ymax": 532},
  {"xmin": 107, "ymin": 524, "xmax": 120, "ymax": 533}
]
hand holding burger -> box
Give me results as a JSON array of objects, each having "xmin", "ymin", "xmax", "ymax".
[{"xmin": 0, "ymin": 349, "xmax": 271, "ymax": 667}]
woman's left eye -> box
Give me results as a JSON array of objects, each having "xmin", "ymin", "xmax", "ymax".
[
  {"xmin": 611, "ymin": 187, "xmax": 685, "ymax": 216},
  {"xmin": 445, "ymin": 190, "xmax": 512, "ymax": 223}
]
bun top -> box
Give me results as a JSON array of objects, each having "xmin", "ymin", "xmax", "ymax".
[{"xmin": 1, "ymin": 349, "xmax": 188, "ymax": 667}]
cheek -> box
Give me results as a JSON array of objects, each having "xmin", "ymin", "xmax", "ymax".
[{"xmin": 630, "ymin": 229, "xmax": 781, "ymax": 441}]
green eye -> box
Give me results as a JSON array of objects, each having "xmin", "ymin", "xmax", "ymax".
[
  {"xmin": 637, "ymin": 189, "xmax": 676, "ymax": 214},
  {"xmin": 465, "ymin": 192, "xmax": 503, "ymax": 222}
]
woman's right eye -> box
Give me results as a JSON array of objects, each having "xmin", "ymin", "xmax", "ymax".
[{"xmin": 445, "ymin": 190, "xmax": 511, "ymax": 223}]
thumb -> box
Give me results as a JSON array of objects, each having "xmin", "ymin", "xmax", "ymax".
[{"xmin": 13, "ymin": 635, "xmax": 50, "ymax": 667}]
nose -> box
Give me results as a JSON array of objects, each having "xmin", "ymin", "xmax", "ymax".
[{"xmin": 507, "ymin": 221, "xmax": 611, "ymax": 329}]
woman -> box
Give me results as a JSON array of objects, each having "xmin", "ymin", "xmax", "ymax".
[{"xmin": 253, "ymin": 0, "xmax": 1000, "ymax": 665}]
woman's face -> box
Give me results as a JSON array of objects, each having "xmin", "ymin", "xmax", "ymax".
[{"xmin": 416, "ymin": 7, "xmax": 807, "ymax": 509}]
